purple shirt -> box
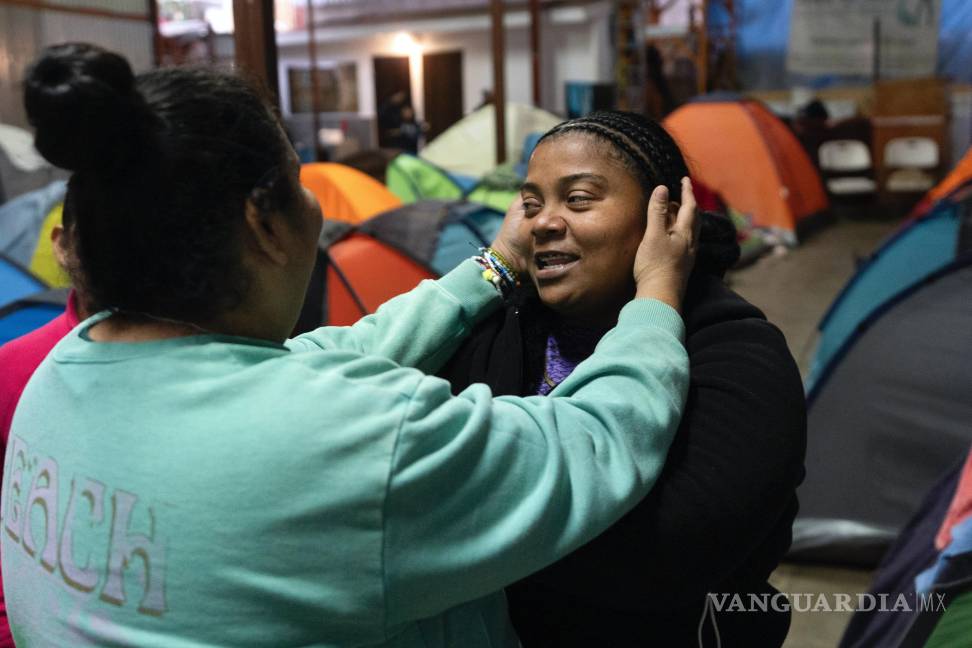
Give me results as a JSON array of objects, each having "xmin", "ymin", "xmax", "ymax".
[{"xmin": 536, "ymin": 321, "xmax": 607, "ymax": 396}]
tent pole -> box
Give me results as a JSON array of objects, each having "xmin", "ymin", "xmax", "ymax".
[
  {"xmin": 872, "ymin": 17, "xmax": 881, "ymax": 82},
  {"xmin": 490, "ymin": 0, "xmax": 507, "ymax": 164},
  {"xmin": 529, "ymin": 0, "xmax": 541, "ymax": 107}
]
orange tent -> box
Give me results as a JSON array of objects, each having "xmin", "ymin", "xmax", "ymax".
[
  {"xmin": 300, "ymin": 163, "xmax": 402, "ymax": 224},
  {"xmin": 664, "ymin": 98, "xmax": 828, "ymax": 240},
  {"xmin": 910, "ymin": 146, "xmax": 972, "ymax": 217},
  {"xmin": 294, "ymin": 224, "xmax": 435, "ymax": 332},
  {"xmin": 324, "ymin": 233, "xmax": 434, "ymax": 325}
]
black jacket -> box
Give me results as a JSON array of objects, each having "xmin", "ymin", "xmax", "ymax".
[{"xmin": 436, "ymin": 230, "xmax": 807, "ymax": 647}]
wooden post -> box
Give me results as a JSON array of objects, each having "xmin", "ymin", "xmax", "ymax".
[
  {"xmin": 306, "ymin": 0, "xmax": 323, "ymax": 160},
  {"xmin": 490, "ymin": 0, "xmax": 506, "ymax": 164},
  {"xmin": 148, "ymin": 0, "xmax": 161, "ymax": 66},
  {"xmin": 529, "ymin": 0, "xmax": 541, "ymax": 107},
  {"xmin": 232, "ymin": 0, "xmax": 279, "ymax": 106}
]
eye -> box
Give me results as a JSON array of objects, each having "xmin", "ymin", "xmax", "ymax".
[
  {"xmin": 566, "ymin": 193, "xmax": 593, "ymax": 206},
  {"xmin": 522, "ymin": 197, "xmax": 542, "ymax": 213}
]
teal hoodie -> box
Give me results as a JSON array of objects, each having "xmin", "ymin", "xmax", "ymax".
[{"xmin": 1, "ymin": 260, "xmax": 688, "ymax": 647}]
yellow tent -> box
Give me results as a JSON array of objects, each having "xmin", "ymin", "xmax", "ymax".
[{"xmin": 29, "ymin": 203, "xmax": 70, "ymax": 287}]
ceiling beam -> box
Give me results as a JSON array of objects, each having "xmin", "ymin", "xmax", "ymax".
[{"xmin": 303, "ymin": 0, "xmax": 597, "ymax": 30}]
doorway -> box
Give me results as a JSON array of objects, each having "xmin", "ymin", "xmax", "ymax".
[
  {"xmin": 373, "ymin": 55, "xmax": 411, "ymax": 148},
  {"xmin": 422, "ymin": 50, "xmax": 464, "ymax": 141}
]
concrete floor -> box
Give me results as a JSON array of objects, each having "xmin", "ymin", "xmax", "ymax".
[{"xmin": 726, "ymin": 216, "xmax": 902, "ymax": 647}]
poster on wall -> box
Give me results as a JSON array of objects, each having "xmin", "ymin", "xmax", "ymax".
[
  {"xmin": 787, "ymin": 0, "xmax": 940, "ymax": 78},
  {"xmin": 288, "ymin": 63, "xmax": 359, "ymax": 114}
]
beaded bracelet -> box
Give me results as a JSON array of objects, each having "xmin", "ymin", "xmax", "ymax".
[{"xmin": 474, "ymin": 247, "xmax": 519, "ymax": 296}]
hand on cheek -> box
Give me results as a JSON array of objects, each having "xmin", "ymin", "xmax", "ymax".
[{"xmin": 490, "ymin": 197, "xmax": 531, "ymax": 276}]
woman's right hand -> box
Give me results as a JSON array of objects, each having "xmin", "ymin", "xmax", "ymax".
[
  {"xmin": 633, "ymin": 177, "xmax": 699, "ymax": 313},
  {"xmin": 489, "ymin": 196, "xmax": 530, "ymax": 277}
]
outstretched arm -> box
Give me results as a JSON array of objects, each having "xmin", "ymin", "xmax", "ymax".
[
  {"xmin": 383, "ymin": 296, "xmax": 690, "ymax": 625},
  {"xmin": 288, "ymin": 194, "xmax": 535, "ymax": 371},
  {"xmin": 287, "ymin": 260, "xmax": 501, "ymax": 373}
]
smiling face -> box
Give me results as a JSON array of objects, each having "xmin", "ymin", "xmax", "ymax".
[{"xmin": 520, "ymin": 133, "xmax": 649, "ymax": 327}]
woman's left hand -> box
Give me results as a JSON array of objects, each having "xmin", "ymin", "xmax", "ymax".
[{"xmin": 633, "ymin": 178, "xmax": 700, "ymax": 311}]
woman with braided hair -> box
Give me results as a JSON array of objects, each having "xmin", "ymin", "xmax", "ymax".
[{"xmin": 437, "ymin": 111, "xmax": 807, "ymax": 647}]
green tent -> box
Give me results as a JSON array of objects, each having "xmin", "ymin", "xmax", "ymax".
[
  {"xmin": 925, "ymin": 590, "xmax": 972, "ymax": 648},
  {"xmin": 466, "ymin": 163, "xmax": 522, "ymax": 212},
  {"xmin": 386, "ymin": 154, "xmax": 463, "ymax": 203},
  {"xmin": 387, "ymin": 154, "xmax": 519, "ymax": 213},
  {"xmin": 466, "ymin": 185, "xmax": 518, "ymax": 212}
]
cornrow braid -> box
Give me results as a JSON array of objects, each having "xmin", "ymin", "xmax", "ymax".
[{"xmin": 537, "ymin": 110, "xmax": 689, "ymax": 202}]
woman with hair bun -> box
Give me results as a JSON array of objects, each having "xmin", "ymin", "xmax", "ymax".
[
  {"xmin": 1, "ymin": 45, "xmax": 700, "ymax": 647},
  {"xmin": 437, "ymin": 111, "xmax": 807, "ymax": 647}
]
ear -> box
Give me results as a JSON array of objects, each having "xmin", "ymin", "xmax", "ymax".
[
  {"xmin": 244, "ymin": 200, "xmax": 289, "ymax": 267},
  {"xmin": 51, "ymin": 224, "xmax": 69, "ymax": 268}
]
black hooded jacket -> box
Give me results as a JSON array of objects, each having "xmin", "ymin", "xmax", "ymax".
[{"xmin": 435, "ymin": 214, "xmax": 807, "ymax": 647}]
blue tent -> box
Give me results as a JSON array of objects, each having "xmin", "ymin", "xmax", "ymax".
[
  {"xmin": 793, "ymin": 182, "xmax": 972, "ymax": 566},
  {"xmin": 0, "ymin": 288, "xmax": 66, "ymax": 346},
  {"xmin": 0, "ymin": 253, "xmax": 47, "ymax": 310},
  {"xmin": 806, "ymin": 182, "xmax": 972, "ymax": 396},
  {"xmin": 431, "ymin": 205, "xmax": 503, "ymax": 275},
  {"xmin": 0, "ymin": 180, "xmax": 66, "ymax": 266}
]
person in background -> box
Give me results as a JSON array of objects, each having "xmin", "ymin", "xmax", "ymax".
[
  {"xmin": 2, "ymin": 43, "xmax": 699, "ymax": 647},
  {"xmin": 792, "ymin": 99, "xmax": 830, "ymax": 165},
  {"xmin": 437, "ymin": 110, "xmax": 807, "ymax": 647},
  {"xmin": 0, "ymin": 221, "xmax": 89, "ymax": 439},
  {"xmin": 0, "ymin": 213, "xmax": 93, "ymax": 648},
  {"xmin": 476, "ymin": 88, "xmax": 495, "ymax": 110},
  {"xmin": 392, "ymin": 104, "xmax": 429, "ymax": 154},
  {"xmin": 378, "ymin": 89, "xmax": 408, "ymax": 148}
]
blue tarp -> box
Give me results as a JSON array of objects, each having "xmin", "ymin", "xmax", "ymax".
[{"xmin": 709, "ymin": 0, "xmax": 972, "ymax": 89}]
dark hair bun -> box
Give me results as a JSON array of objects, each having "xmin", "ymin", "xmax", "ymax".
[{"xmin": 25, "ymin": 43, "xmax": 148, "ymax": 172}]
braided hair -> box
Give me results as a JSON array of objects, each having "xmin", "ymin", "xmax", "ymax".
[
  {"xmin": 535, "ymin": 110, "xmax": 739, "ymax": 275},
  {"xmin": 536, "ymin": 110, "xmax": 689, "ymax": 203}
]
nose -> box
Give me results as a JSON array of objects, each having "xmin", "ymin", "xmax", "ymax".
[{"xmin": 530, "ymin": 205, "xmax": 567, "ymax": 241}]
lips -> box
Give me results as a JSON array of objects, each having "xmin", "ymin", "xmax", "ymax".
[{"xmin": 534, "ymin": 251, "xmax": 580, "ymax": 280}]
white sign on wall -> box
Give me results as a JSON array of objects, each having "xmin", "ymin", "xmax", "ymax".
[{"xmin": 787, "ymin": 0, "xmax": 940, "ymax": 78}]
